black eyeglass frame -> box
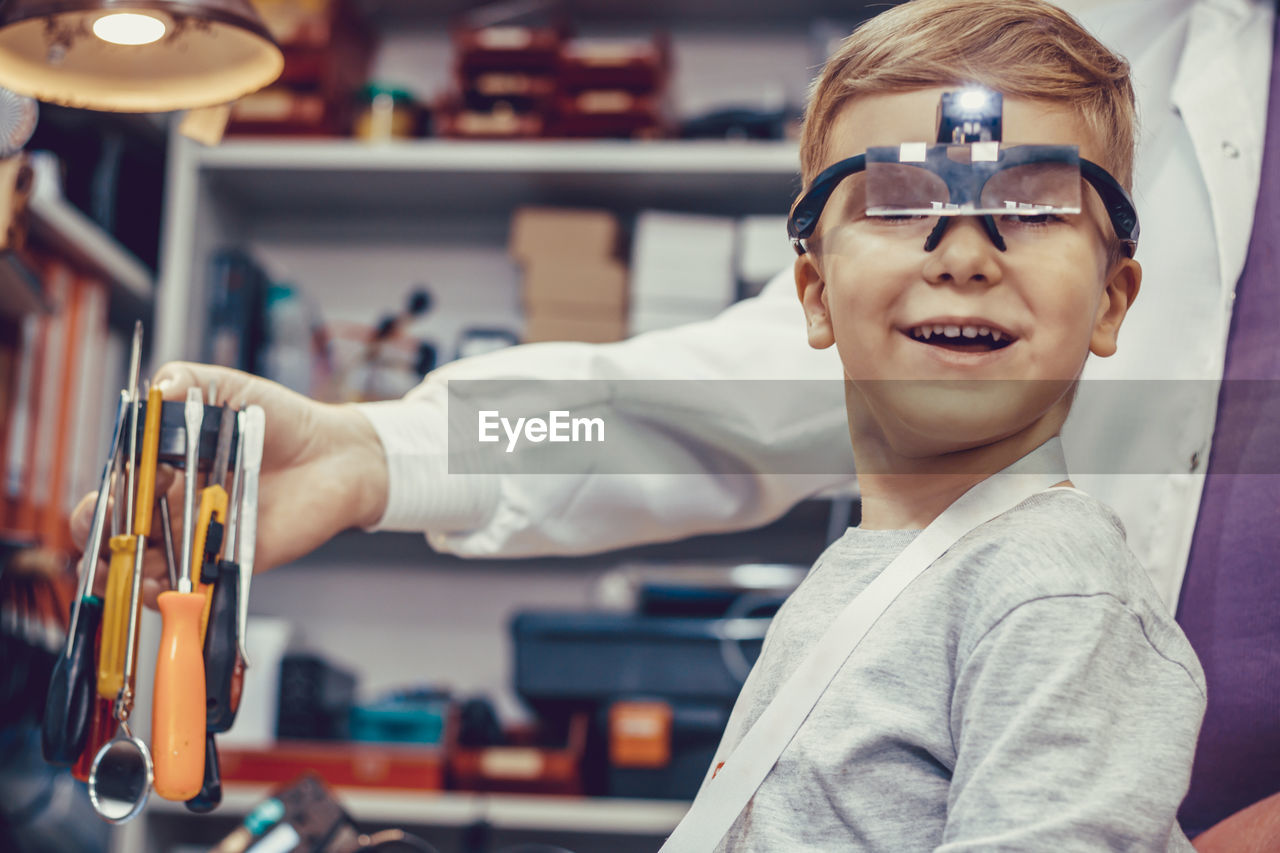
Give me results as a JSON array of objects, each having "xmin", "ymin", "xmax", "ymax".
[{"xmin": 786, "ymin": 144, "xmax": 1140, "ymax": 258}]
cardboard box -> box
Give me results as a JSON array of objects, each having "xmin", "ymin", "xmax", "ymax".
[
  {"xmin": 525, "ymin": 310, "xmax": 627, "ymax": 343},
  {"xmin": 630, "ymin": 211, "xmax": 737, "ymax": 306},
  {"xmin": 523, "ymin": 258, "xmax": 628, "ymax": 315},
  {"xmin": 510, "ymin": 207, "xmax": 619, "ymax": 263}
]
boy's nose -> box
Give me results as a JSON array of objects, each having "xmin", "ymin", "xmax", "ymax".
[{"xmin": 921, "ymin": 216, "xmax": 1004, "ymax": 289}]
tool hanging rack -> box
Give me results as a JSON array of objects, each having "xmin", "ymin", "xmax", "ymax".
[{"xmin": 40, "ymin": 321, "xmax": 266, "ymax": 824}]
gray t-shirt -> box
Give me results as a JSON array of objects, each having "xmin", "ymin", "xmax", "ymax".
[{"xmin": 713, "ymin": 487, "xmax": 1206, "ymax": 852}]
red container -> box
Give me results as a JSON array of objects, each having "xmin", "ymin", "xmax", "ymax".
[
  {"xmin": 220, "ymin": 742, "xmax": 445, "ymax": 791},
  {"xmin": 448, "ymin": 713, "xmax": 587, "ymax": 795}
]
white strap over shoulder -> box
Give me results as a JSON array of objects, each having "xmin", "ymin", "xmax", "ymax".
[{"xmin": 660, "ymin": 437, "xmax": 1069, "ymax": 853}]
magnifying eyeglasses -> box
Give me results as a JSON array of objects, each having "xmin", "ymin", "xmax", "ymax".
[{"xmin": 786, "ymin": 87, "xmax": 1140, "ymax": 258}]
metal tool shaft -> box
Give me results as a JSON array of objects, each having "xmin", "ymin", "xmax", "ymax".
[
  {"xmin": 179, "ymin": 389, "xmax": 203, "ymax": 594},
  {"xmin": 67, "ymin": 391, "xmax": 129, "ymax": 654}
]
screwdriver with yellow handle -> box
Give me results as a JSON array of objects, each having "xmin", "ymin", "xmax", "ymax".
[
  {"xmin": 152, "ymin": 387, "xmax": 207, "ymax": 801},
  {"xmin": 96, "ymin": 322, "xmax": 143, "ymax": 699},
  {"xmin": 186, "ymin": 394, "xmax": 236, "ymax": 813}
]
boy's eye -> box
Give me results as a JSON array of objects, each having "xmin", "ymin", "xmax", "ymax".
[
  {"xmin": 874, "ymin": 213, "xmax": 929, "ymax": 223},
  {"xmin": 999, "ymin": 213, "xmax": 1066, "ymax": 226}
]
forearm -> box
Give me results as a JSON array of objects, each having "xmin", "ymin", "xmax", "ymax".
[{"xmin": 357, "ymin": 269, "xmax": 856, "ymax": 557}]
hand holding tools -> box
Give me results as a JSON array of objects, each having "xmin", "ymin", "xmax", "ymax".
[
  {"xmin": 152, "ymin": 387, "xmax": 207, "ymax": 800},
  {"xmin": 42, "ymin": 390, "xmax": 129, "ymax": 765}
]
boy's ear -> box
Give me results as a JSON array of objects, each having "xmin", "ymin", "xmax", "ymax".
[
  {"xmin": 1090, "ymin": 256, "xmax": 1142, "ymax": 358},
  {"xmin": 795, "ymin": 253, "xmax": 835, "ymax": 349}
]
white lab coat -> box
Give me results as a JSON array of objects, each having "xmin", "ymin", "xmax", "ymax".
[{"xmin": 358, "ymin": 0, "xmax": 1272, "ymax": 611}]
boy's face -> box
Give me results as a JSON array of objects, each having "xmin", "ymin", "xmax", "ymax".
[{"xmin": 796, "ymin": 87, "xmax": 1141, "ymax": 462}]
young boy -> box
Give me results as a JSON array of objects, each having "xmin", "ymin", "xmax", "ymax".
[{"xmin": 664, "ymin": 1, "xmax": 1206, "ymax": 850}]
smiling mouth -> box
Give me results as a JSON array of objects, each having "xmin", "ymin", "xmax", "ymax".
[{"xmin": 904, "ymin": 323, "xmax": 1017, "ymax": 353}]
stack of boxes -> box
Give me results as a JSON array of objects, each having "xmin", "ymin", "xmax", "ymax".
[
  {"xmin": 227, "ymin": 0, "xmax": 374, "ymax": 136},
  {"xmin": 550, "ymin": 36, "xmax": 668, "ymax": 139},
  {"xmin": 440, "ymin": 21, "xmax": 669, "ymax": 140},
  {"xmin": 628, "ymin": 212, "xmax": 738, "ymax": 335},
  {"xmin": 440, "ymin": 23, "xmax": 565, "ymax": 139},
  {"xmin": 511, "ymin": 208, "xmax": 629, "ymax": 344}
]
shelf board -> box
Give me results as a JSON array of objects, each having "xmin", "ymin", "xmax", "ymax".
[
  {"xmin": 143, "ymin": 784, "xmax": 688, "ymax": 834},
  {"xmin": 26, "ymin": 153, "xmax": 153, "ymax": 308},
  {"xmin": 192, "ymin": 138, "xmax": 802, "ymax": 220}
]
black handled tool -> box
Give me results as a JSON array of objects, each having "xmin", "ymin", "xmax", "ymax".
[{"xmin": 42, "ymin": 391, "xmax": 128, "ymax": 765}]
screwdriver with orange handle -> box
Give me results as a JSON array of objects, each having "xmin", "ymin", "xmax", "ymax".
[
  {"xmin": 97, "ymin": 322, "xmax": 144, "ymax": 699},
  {"xmin": 152, "ymin": 387, "xmax": 207, "ymax": 801}
]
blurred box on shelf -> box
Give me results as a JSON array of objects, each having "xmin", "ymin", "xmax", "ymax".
[
  {"xmin": 277, "ymin": 653, "xmax": 357, "ymax": 741},
  {"xmin": 737, "ymin": 215, "xmax": 795, "ymax": 295},
  {"xmin": 549, "ymin": 91, "xmax": 665, "ymax": 139},
  {"xmin": 524, "ymin": 311, "xmax": 626, "ymax": 344},
  {"xmin": 435, "ymin": 99, "xmax": 544, "ymax": 139},
  {"xmin": 459, "ymin": 71, "xmax": 557, "ymax": 113},
  {"xmin": 227, "ymin": 0, "xmax": 373, "ymax": 136},
  {"xmin": 448, "ymin": 711, "xmax": 588, "ymax": 795},
  {"xmin": 443, "ymin": 15, "xmax": 669, "ymax": 139},
  {"xmin": 559, "ymin": 36, "xmax": 669, "ymax": 93},
  {"xmin": 220, "ymin": 741, "xmax": 445, "ymax": 791},
  {"xmin": 350, "ymin": 689, "xmax": 450, "ymax": 746},
  {"xmin": 513, "ymin": 610, "xmax": 766, "ymax": 707},
  {"xmin": 510, "ymin": 207, "xmax": 619, "ymax": 263},
  {"xmin": 523, "ymin": 260, "xmax": 628, "ymax": 315},
  {"xmin": 454, "ymin": 24, "xmax": 566, "ymax": 75},
  {"xmin": 629, "ymin": 211, "xmax": 736, "ymax": 335},
  {"xmin": 605, "ymin": 700, "xmax": 729, "ymax": 800}
]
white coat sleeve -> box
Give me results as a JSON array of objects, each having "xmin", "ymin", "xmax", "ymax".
[{"xmin": 354, "ymin": 267, "xmax": 856, "ymax": 558}]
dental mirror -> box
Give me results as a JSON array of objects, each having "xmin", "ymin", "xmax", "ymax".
[
  {"xmin": 88, "ymin": 721, "xmax": 154, "ymax": 823},
  {"xmin": 89, "ymin": 527, "xmax": 154, "ymax": 823}
]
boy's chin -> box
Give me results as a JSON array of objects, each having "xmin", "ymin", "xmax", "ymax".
[{"xmin": 853, "ymin": 379, "xmax": 1073, "ymax": 473}]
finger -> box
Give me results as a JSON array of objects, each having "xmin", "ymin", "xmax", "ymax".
[
  {"xmin": 141, "ymin": 576, "xmax": 165, "ymax": 610},
  {"xmin": 70, "ymin": 491, "xmax": 98, "ymax": 551},
  {"xmin": 153, "ymin": 361, "xmax": 263, "ymax": 409},
  {"xmin": 88, "ymin": 556, "xmax": 109, "ymax": 598}
]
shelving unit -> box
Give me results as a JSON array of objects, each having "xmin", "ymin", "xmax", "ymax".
[
  {"xmin": 114, "ymin": 786, "xmax": 689, "ymax": 853},
  {"xmin": 139, "ymin": 7, "xmax": 858, "ymax": 848},
  {"xmin": 27, "ymin": 152, "xmax": 153, "ymax": 314},
  {"xmin": 154, "ymin": 137, "xmax": 799, "ymax": 367}
]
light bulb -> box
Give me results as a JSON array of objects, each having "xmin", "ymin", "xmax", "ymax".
[
  {"xmin": 958, "ymin": 88, "xmax": 989, "ymax": 112},
  {"xmin": 92, "ymin": 12, "xmax": 167, "ymax": 46}
]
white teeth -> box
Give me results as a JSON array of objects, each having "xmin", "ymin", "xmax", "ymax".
[{"xmin": 911, "ymin": 323, "xmax": 1012, "ymax": 344}]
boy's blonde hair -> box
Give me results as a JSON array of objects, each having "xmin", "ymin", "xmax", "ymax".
[{"xmin": 800, "ymin": 0, "xmax": 1136, "ymax": 192}]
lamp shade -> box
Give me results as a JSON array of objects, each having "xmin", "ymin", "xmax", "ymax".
[{"xmin": 0, "ymin": 0, "xmax": 284, "ymax": 112}]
